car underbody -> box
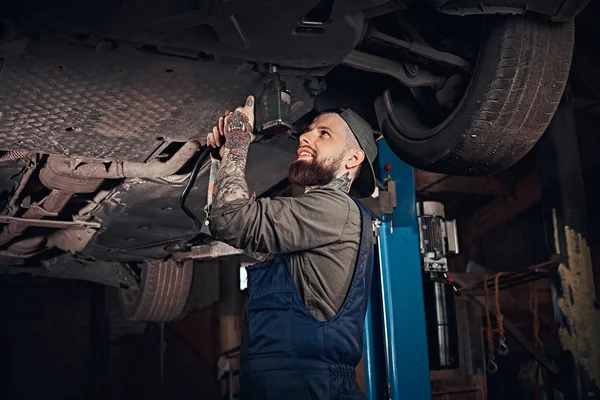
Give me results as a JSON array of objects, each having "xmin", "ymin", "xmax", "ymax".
[{"xmin": 0, "ymin": 0, "xmax": 590, "ymax": 320}]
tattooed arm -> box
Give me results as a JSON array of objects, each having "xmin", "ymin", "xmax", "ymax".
[
  {"xmin": 212, "ymin": 109, "xmax": 252, "ymax": 208},
  {"xmin": 206, "ymin": 97, "xmax": 272, "ymax": 262},
  {"xmin": 205, "ymin": 96, "xmax": 255, "ymax": 208}
]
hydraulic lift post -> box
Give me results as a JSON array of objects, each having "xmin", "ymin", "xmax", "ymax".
[{"xmin": 364, "ymin": 138, "xmax": 432, "ymax": 400}]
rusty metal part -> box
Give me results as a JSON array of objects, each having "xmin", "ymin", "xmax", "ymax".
[
  {"xmin": 47, "ymin": 227, "xmax": 98, "ymax": 253},
  {"xmin": 0, "ymin": 151, "xmax": 34, "ymax": 162},
  {"xmin": 39, "ymin": 257, "xmax": 139, "ymax": 289},
  {"xmin": 39, "ymin": 160, "xmax": 104, "ymax": 193},
  {"xmin": 342, "ymin": 50, "xmax": 445, "ymax": 88},
  {"xmin": 44, "ymin": 141, "xmax": 200, "ymax": 180},
  {"xmin": 172, "ymin": 241, "xmax": 243, "ymax": 260},
  {"xmin": 0, "ymin": 216, "xmax": 101, "ymax": 229},
  {"xmin": 157, "ymin": 172, "xmax": 194, "ymax": 185},
  {"xmin": 3, "ymin": 226, "xmax": 97, "ymax": 257},
  {"xmin": 0, "ymin": 248, "xmax": 46, "ymax": 259},
  {"xmin": 6, "ymin": 236, "xmax": 46, "ymax": 255},
  {"xmin": 75, "ymin": 190, "xmax": 113, "ymax": 220},
  {"xmin": 4, "ymin": 154, "xmax": 36, "ymax": 216},
  {"xmin": 0, "ymin": 189, "xmax": 72, "ymax": 247},
  {"xmin": 1, "ymin": 189, "xmax": 108, "ymax": 256}
]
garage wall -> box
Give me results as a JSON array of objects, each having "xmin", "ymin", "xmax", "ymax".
[
  {"xmin": 0, "ymin": 277, "xmax": 93, "ymax": 400},
  {"xmin": 0, "ymin": 262, "xmax": 222, "ymax": 400}
]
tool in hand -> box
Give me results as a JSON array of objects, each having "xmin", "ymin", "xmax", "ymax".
[{"xmin": 256, "ymin": 65, "xmax": 293, "ymax": 136}]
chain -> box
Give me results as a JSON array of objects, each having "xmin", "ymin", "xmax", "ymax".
[{"xmin": 494, "ymin": 272, "xmax": 509, "ymax": 356}]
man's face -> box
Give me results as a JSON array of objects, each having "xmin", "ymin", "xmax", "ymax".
[{"xmin": 288, "ymin": 113, "xmax": 351, "ymax": 188}]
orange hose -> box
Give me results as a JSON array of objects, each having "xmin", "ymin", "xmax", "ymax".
[{"xmin": 484, "ymin": 276, "xmax": 495, "ymax": 360}]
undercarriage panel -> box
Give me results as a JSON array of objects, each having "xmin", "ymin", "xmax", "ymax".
[
  {"xmin": 9, "ymin": 0, "xmax": 373, "ymax": 68},
  {"xmin": 0, "ymin": 40, "xmax": 309, "ymax": 162}
]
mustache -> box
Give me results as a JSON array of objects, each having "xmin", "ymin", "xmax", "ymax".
[{"xmin": 295, "ymin": 146, "xmax": 317, "ymax": 158}]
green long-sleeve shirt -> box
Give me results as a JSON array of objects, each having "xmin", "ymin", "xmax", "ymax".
[{"xmin": 207, "ymin": 187, "xmax": 362, "ymax": 321}]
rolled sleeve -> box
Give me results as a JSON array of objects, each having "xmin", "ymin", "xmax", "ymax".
[{"xmin": 207, "ymin": 188, "xmax": 351, "ymax": 254}]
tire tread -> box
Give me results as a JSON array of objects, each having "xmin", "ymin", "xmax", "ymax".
[
  {"xmin": 458, "ymin": 15, "xmax": 574, "ymax": 171},
  {"xmin": 382, "ymin": 14, "xmax": 575, "ymax": 174},
  {"xmin": 118, "ymin": 260, "xmax": 193, "ymax": 322}
]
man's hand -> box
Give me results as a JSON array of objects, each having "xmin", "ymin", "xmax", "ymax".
[
  {"xmin": 207, "ymin": 96, "xmax": 256, "ymax": 159},
  {"xmin": 210, "ymin": 96, "xmax": 255, "ymax": 209}
]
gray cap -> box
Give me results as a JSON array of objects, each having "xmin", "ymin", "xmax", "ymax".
[{"xmin": 326, "ymin": 108, "xmax": 378, "ymax": 198}]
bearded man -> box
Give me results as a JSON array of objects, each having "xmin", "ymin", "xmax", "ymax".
[{"xmin": 206, "ymin": 96, "xmax": 378, "ymax": 400}]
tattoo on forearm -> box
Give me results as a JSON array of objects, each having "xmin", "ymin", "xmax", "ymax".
[
  {"xmin": 324, "ymin": 172, "xmax": 352, "ymax": 193},
  {"xmin": 225, "ymin": 111, "xmax": 252, "ymax": 164},
  {"xmin": 207, "ymin": 159, "xmax": 221, "ymax": 209},
  {"xmin": 213, "ymin": 162, "xmax": 250, "ymax": 207},
  {"xmin": 212, "ymin": 110, "xmax": 253, "ymax": 209}
]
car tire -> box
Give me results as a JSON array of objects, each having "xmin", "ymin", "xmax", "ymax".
[
  {"xmin": 118, "ymin": 259, "xmax": 193, "ymax": 322},
  {"xmin": 376, "ymin": 14, "xmax": 574, "ymax": 175}
]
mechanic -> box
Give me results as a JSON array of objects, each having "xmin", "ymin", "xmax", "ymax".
[{"xmin": 206, "ymin": 95, "xmax": 377, "ymax": 400}]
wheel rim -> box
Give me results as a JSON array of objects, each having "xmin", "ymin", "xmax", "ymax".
[
  {"xmin": 383, "ymin": 16, "xmax": 483, "ymax": 141},
  {"xmin": 120, "ymin": 285, "xmax": 141, "ymax": 306},
  {"xmin": 119, "ymin": 263, "xmax": 143, "ymax": 306}
]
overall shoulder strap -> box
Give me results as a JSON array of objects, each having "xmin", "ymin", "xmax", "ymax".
[{"xmin": 349, "ymin": 196, "xmax": 375, "ymax": 310}]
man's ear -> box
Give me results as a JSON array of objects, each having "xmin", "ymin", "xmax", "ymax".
[{"xmin": 345, "ymin": 149, "xmax": 365, "ymax": 170}]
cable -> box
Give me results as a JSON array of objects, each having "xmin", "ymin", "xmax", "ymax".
[
  {"xmin": 494, "ymin": 272, "xmax": 506, "ymax": 342},
  {"xmin": 179, "ymin": 146, "xmax": 212, "ymax": 230},
  {"xmin": 494, "ymin": 272, "xmax": 508, "ymax": 354}
]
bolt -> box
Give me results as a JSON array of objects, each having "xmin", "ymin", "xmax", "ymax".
[
  {"xmin": 306, "ymin": 78, "xmax": 326, "ymax": 97},
  {"xmin": 406, "ymin": 64, "xmax": 419, "ymax": 76}
]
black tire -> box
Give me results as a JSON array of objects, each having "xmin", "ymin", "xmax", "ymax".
[
  {"xmin": 377, "ymin": 14, "xmax": 574, "ymax": 175},
  {"xmin": 118, "ymin": 259, "xmax": 193, "ymax": 322}
]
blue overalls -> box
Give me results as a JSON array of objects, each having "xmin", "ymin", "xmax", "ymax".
[{"xmin": 240, "ymin": 197, "xmax": 374, "ymax": 400}]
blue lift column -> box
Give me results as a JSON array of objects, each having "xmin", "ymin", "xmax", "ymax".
[{"xmin": 364, "ymin": 138, "xmax": 432, "ymax": 400}]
